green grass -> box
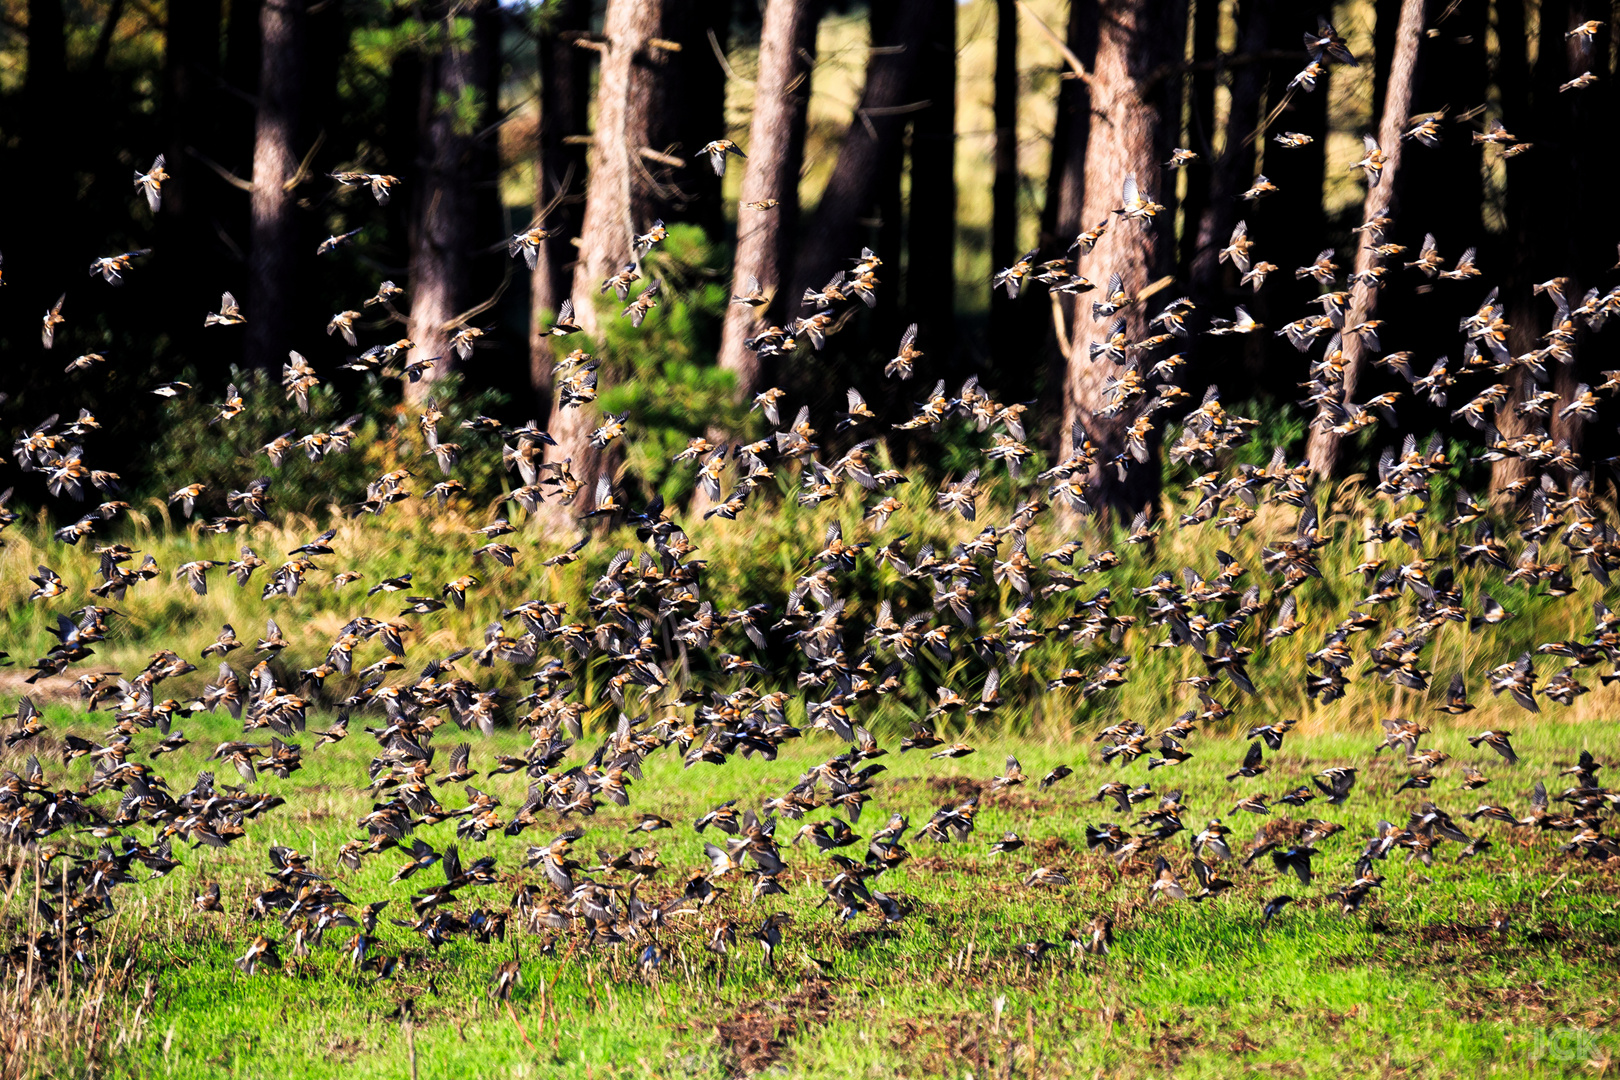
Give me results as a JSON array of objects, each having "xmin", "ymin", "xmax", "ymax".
[
  {"xmin": 2, "ymin": 703, "xmax": 1616, "ymax": 1078},
  {"xmin": 3, "ymin": 469, "xmax": 1607, "ymax": 739},
  {"xmin": 3, "ymin": 464, "xmax": 1618, "ymax": 1079}
]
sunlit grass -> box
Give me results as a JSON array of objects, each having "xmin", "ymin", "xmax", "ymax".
[{"xmin": 1, "ymin": 705, "xmax": 1615, "ymax": 1078}]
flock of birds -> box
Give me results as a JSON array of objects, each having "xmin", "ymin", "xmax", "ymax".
[{"xmin": 0, "ymin": 16, "xmax": 1618, "ymax": 995}]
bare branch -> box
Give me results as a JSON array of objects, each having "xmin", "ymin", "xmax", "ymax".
[
  {"xmin": 638, "ymin": 147, "xmax": 687, "ymax": 168},
  {"xmin": 185, "ymin": 146, "xmax": 255, "ymax": 192},
  {"xmin": 1016, "ymin": 0, "xmax": 1091, "ymax": 86},
  {"xmin": 707, "ymin": 27, "xmax": 753, "ymax": 86},
  {"xmin": 282, "ymin": 130, "xmax": 328, "ymax": 192}
]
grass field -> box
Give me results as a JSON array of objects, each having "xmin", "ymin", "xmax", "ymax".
[
  {"xmin": 2, "ymin": 473, "xmax": 1619, "ymax": 1078},
  {"xmin": 2, "ymin": 696, "xmax": 1616, "ymax": 1079}
]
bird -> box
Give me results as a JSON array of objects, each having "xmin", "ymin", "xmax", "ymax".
[
  {"xmin": 316, "ymin": 228, "xmax": 363, "ymax": 255},
  {"xmin": 41, "ymin": 294, "xmax": 66, "ymax": 348},
  {"xmin": 205, "ymin": 292, "xmax": 246, "ymax": 327},
  {"xmin": 6, "ymin": 33, "xmax": 1619, "ymax": 1029},
  {"xmin": 1261, "ymin": 895, "xmax": 1295, "ymax": 925},
  {"xmin": 700, "ymin": 139, "xmax": 746, "ymax": 175},
  {"xmin": 1466, "ymin": 730, "xmax": 1518, "ymax": 764},
  {"xmin": 329, "ymin": 171, "xmax": 401, "ymax": 204},
  {"xmin": 992, "ymin": 250, "xmax": 1038, "ymax": 298},
  {"xmin": 546, "ymin": 299, "xmax": 582, "ymax": 336},
  {"xmin": 731, "ymin": 274, "xmax": 769, "ymax": 308},
  {"xmin": 1114, "ymin": 175, "xmax": 1164, "ymax": 225},
  {"xmin": 88, "ymin": 250, "xmax": 150, "ymax": 285},
  {"xmin": 133, "ymin": 155, "xmax": 169, "ymax": 211},
  {"xmin": 886, "ymin": 324, "xmax": 923, "ymax": 380}
]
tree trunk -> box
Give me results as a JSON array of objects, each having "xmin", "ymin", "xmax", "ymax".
[
  {"xmin": 542, "ymin": 0, "xmax": 676, "ymax": 518},
  {"xmin": 715, "ymin": 0, "xmax": 820, "ymax": 401},
  {"xmin": 1060, "ymin": 0, "xmax": 1187, "ymax": 514},
  {"xmin": 671, "ymin": 0, "xmax": 736, "ymax": 241},
  {"xmin": 1488, "ymin": 0, "xmax": 1536, "ymax": 494},
  {"xmin": 244, "ymin": 0, "xmax": 309, "ymax": 372},
  {"xmin": 220, "ymin": 0, "xmax": 262, "ymax": 278},
  {"xmin": 1400, "ymin": 0, "xmax": 1485, "ymax": 263},
  {"xmin": 1305, "ymin": 0, "xmax": 1424, "ymax": 475},
  {"xmin": 1041, "ymin": 2, "xmax": 1099, "ymax": 248},
  {"xmin": 530, "ymin": 0, "xmax": 593, "ymax": 416},
  {"xmin": 404, "ymin": 0, "xmax": 502, "ymax": 398},
  {"xmin": 1188, "ymin": 0, "xmax": 1269, "ymax": 298},
  {"xmin": 162, "ymin": 0, "xmax": 224, "ymax": 374},
  {"xmin": 226, "ymin": 0, "xmax": 263, "ymax": 107},
  {"xmin": 1, "ymin": 0, "xmax": 71, "ymax": 376},
  {"xmin": 24, "ymin": 0, "xmax": 69, "ymax": 254},
  {"xmin": 1038, "ymin": 0, "xmax": 1099, "ymax": 447},
  {"xmin": 904, "ymin": 0, "xmax": 958, "ymax": 376},
  {"xmin": 1239, "ymin": 3, "xmax": 1326, "ymax": 403},
  {"xmin": 568, "ymin": 0, "xmax": 673, "ymax": 334},
  {"xmin": 989, "ymin": 0, "xmax": 1019, "ymax": 349},
  {"xmin": 1176, "ymin": 0, "xmax": 1218, "ymax": 275},
  {"xmin": 870, "ymin": 0, "xmax": 907, "ymax": 363},
  {"xmin": 1541, "ymin": 0, "xmax": 1615, "ymax": 455},
  {"xmin": 787, "ymin": 0, "xmax": 932, "ymax": 312},
  {"xmin": 163, "ymin": 0, "xmax": 223, "ymax": 233}
]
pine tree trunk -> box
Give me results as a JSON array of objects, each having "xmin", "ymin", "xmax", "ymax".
[
  {"xmin": 529, "ymin": 0, "xmax": 592, "ymax": 417},
  {"xmin": 1188, "ymin": 0, "xmax": 1269, "ymax": 298},
  {"xmin": 162, "ymin": 0, "xmax": 223, "ymax": 372},
  {"xmin": 1305, "ymin": 0, "xmax": 1424, "ymax": 475},
  {"xmin": 671, "ymin": 0, "xmax": 736, "ymax": 241},
  {"xmin": 714, "ymin": 0, "xmax": 819, "ymax": 402},
  {"xmin": 988, "ymin": 0, "xmax": 1019, "ymax": 349},
  {"xmin": 1038, "ymin": 0, "xmax": 1098, "ymax": 450},
  {"xmin": 1177, "ymin": 0, "xmax": 1218, "ymax": 275},
  {"xmin": 220, "ymin": 0, "xmax": 262, "ymax": 287},
  {"xmin": 1042, "ymin": 1, "xmax": 1098, "ymax": 247},
  {"xmin": 568, "ymin": 0, "xmax": 672, "ymax": 334},
  {"xmin": 405, "ymin": 0, "xmax": 502, "ymax": 399},
  {"xmin": 541, "ymin": 0, "xmax": 676, "ymax": 520},
  {"xmin": 1060, "ymin": 0, "xmax": 1187, "ymax": 514},
  {"xmin": 904, "ymin": 0, "xmax": 958, "ymax": 372},
  {"xmin": 245, "ymin": 0, "xmax": 308, "ymax": 372},
  {"xmin": 787, "ymin": 0, "xmax": 932, "ymax": 311},
  {"xmin": 1488, "ymin": 0, "xmax": 1536, "ymax": 495},
  {"xmin": 1240, "ymin": 6, "xmax": 1326, "ymax": 404},
  {"xmin": 1541, "ymin": 0, "xmax": 1614, "ymax": 454}
]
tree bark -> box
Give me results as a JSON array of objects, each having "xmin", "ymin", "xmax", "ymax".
[
  {"xmin": 1060, "ymin": 0, "xmax": 1187, "ymax": 514},
  {"xmin": 25, "ymin": 0, "xmax": 69, "ymax": 246},
  {"xmin": 871, "ymin": 0, "xmax": 907, "ymax": 361},
  {"xmin": 529, "ymin": 0, "xmax": 593, "ymax": 416},
  {"xmin": 1176, "ymin": 0, "xmax": 1219, "ymax": 276},
  {"xmin": 568, "ymin": 0, "xmax": 673, "ymax": 334},
  {"xmin": 1305, "ymin": 0, "xmax": 1424, "ymax": 475},
  {"xmin": 1540, "ymin": 0, "xmax": 1614, "ymax": 455},
  {"xmin": 1237, "ymin": 3, "xmax": 1326, "ymax": 402},
  {"xmin": 1038, "ymin": 0, "xmax": 1099, "ymax": 447},
  {"xmin": 405, "ymin": 0, "xmax": 503, "ymax": 398},
  {"xmin": 1188, "ymin": 0, "xmax": 1269, "ymax": 298},
  {"xmin": 904, "ymin": 0, "xmax": 958, "ymax": 374},
  {"xmin": 989, "ymin": 0, "xmax": 1019, "ymax": 349},
  {"xmin": 671, "ymin": 0, "xmax": 736, "ymax": 241},
  {"xmin": 162, "ymin": 0, "xmax": 224, "ymax": 372},
  {"xmin": 715, "ymin": 0, "xmax": 820, "ymax": 401},
  {"xmin": 542, "ymin": 0, "xmax": 675, "ymax": 518},
  {"xmin": 219, "ymin": 0, "xmax": 262, "ymax": 275},
  {"xmin": 244, "ymin": 0, "xmax": 309, "ymax": 372},
  {"xmin": 2, "ymin": 0, "xmax": 71, "ymax": 373},
  {"xmin": 787, "ymin": 0, "xmax": 932, "ymax": 313},
  {"xmin": 1487, "ymin": 0, "xmax": 1537, "ymax": 494},
  {"xmin": 1041, "ymin": 1, "xmax": 1099, "ymax": 248}
]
